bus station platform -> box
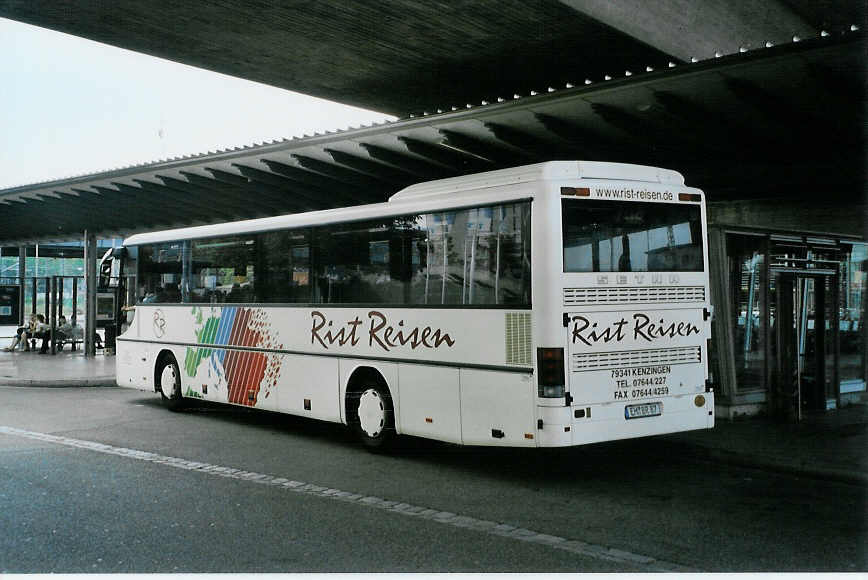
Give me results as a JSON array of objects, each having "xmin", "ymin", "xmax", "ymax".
[
  {"xmin": 0, "ymin": 336, "xmax": 864, "ymax": 486},
  {"xmin": 0, "ymin": 324, "xmax": 115, "ymax": 387},
  {"xmin": 0, "ymin": 346, "xmax": 116, "ymax": 388},
  {"xmin": 660, "ymin": 403, "xmax": 867, "ymax": 486}
]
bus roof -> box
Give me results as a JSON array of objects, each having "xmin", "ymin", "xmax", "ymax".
[
  {"xmin": 389, "ymin": 161, "xmax": 684, "ymax": 202},
  {"xmin": 122, "ymin": 161, "xmax": 687, "ymax": 246}
]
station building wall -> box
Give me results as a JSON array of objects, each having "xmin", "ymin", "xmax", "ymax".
[{"xmin": 706, "ymin": 198, "xmax": 866, "ymax": 419}]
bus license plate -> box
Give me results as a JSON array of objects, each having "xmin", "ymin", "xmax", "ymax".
[{"xmin": 625, "ymin": 402, "xmax": 662, "ymax": 420}]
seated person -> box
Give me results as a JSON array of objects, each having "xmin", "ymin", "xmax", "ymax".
[
  {"xmin": 56, "ymin": 315, "xmax": 84, "ymax": 350},
  {"xmin": 156, "ymin": 283, "xmax": 181, "ymax": 303},
  {"xmin": 32, "ymin": 314, "xmax": 51, "ymax": 354},
  {"xmin": 3, "ymin": 314, "xmax": 37, "ymax": 352},
  {"xmin": 34, "ymin": 314, "xmax": 101, "ymax": 353}
]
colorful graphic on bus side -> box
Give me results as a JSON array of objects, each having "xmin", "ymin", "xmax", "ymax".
[{"xmin": 184, "ymin": 306, "xmax": 283, "ymax": 406}]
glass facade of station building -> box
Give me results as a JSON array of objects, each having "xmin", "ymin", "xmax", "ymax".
[{"xmin": 708, "ymin": 226, "xmax": 866, "ymax": 419}]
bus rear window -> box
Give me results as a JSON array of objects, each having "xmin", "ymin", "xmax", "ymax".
[{"xmin": 562, "ymin": 199, "xmax": 703, "ymax": 272}]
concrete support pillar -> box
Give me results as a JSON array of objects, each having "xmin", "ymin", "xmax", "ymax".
[
  {"xmin": 84, "ymin": 231, "xmax": 97, "ymax": 357},
  {"xmin": 708, "ymin": 227, "xmax": 736, "ymax": 403},
  {"xmin": 50, "ymin": 276, "xmax": 58, "ymax": 356},
  {"xmin": 18, "ymin": 247, "xmax": 25, "ymax": 326}
]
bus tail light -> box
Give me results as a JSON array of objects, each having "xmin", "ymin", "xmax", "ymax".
[
  {"xmin": 678, "ymin": 192, "xmax": 702, "ymax": 202},
  {"xmin": 561, "ymin": 186, "xmax": 591, "ymax": 197},
  {"xmin": 537, "ymin": 347, "xmax": 566, "ymax": 398}
]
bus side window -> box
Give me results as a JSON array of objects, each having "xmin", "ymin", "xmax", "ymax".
[
  {"xmin": 188, "ymin": 236, "xmax": 256, "ymax": 304},
  {"xmin": 421, "ymin": 202, "xmax": 530, "ymax": 306},
  {"xmin": 258, "ymin": 229, "xmax": 311, "ymax": 304},
  {"xmin": 138, "ymin": 243, "xmax": 183, "ymax": 303}
]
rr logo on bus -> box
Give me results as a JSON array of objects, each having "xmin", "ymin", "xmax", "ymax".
[{"xmin": 153, "ymin": 309, "xmax": 166, "ymax": 338}]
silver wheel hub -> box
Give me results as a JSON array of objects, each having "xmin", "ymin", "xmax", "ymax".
[
  {"xmin": 357, "ymin": 388, "xmax": 385, "ymax": 438},
  {"xmin": 160, "ymin": 364, "xmax": 177, "ymax": 398}
]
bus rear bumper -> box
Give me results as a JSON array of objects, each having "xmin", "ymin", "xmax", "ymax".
[{"xmin": 536, "ymin": 391, "xmax": 715, "ymax": 447}]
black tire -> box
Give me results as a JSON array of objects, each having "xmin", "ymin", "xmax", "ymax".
[
  {"xmin": 156, "ymin": 354, "xmax": 185, "ymax": 411},
  {"xmin": 349, "ymin": 380, "xmax": 395, "ymax": 450}
]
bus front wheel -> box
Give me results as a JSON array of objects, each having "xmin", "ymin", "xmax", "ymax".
[
  {"xmin": 351, "ymin": 382, "xmax": 394, "ymax": 450},
  {"xmin": 156, "ymin": 354, "xmax": 184, "ymax": 411}
]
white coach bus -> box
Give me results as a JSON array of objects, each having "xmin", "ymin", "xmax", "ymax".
[{"xmin": 112, "ymin": 161, "xmax": 714, "ymax": 448}]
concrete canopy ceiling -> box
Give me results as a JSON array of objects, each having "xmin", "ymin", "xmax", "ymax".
[
  {"xmin": 0, "ymin": 2, "xmax": 864, "ymax": 246},
  {"xmin": 1, "ymin": 0, "xmax": 863, "ymax": 116},
  {"xmin": 0, "ymin": 32, "xmax": 863, "ymax": 245}
]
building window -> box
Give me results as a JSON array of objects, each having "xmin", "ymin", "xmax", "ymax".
[
  {"xmin": 727, "ymin": 234, "xmax": 768, "ymax": 394},
  {"xmin": 841, "ymin": 242, "xmax": 866, "ymax": 393}
]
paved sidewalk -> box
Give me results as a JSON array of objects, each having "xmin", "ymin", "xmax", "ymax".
[
  {"xmin": 0, "ymin": 339, "xmax": 864, "ymax": 484},
  {"xmin": 0, "ymin": 347, "xmax": 116, "ymax": 388},
  {"xmin": 660, "ymin": 402, "xmax": 868, "ymax": 485},
  {"xmin": 0, "ymin": 324, "xmax": 114, "ymax": 387}
]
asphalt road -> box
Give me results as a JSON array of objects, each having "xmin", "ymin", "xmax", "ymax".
[{"xmin": 0, "ymin": 385, "xmax": 865, "ymax": 573}]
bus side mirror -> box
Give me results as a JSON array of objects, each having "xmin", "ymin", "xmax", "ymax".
[
  {"xmin": 98, "ymin": 249, "xmax": 113, "ymax": 289},
  {"xmin": 99, "ymin": 248, "xmax": 125, "ymax": 289}
]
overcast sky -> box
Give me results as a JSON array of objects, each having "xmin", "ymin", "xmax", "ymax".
[{"xmin": 0, "ymin": 18, "xmax": 395, "ymax": 190}]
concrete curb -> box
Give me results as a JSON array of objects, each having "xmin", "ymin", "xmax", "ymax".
[
  {"xmin": 0, "ymin": 377, "xmax": 117, "ymax": 388},
  {"xmin": 664, "ymin": 439, "xmax": 868, "ymax": 486}
]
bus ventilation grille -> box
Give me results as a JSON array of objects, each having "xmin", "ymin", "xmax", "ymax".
[
  {"xmin": 505, "ymin": 312, "xmax": 532, "ymax": 366},
  {"xmin": 563, "ymin": 286, "xmax": 706, "ymax": 305},
  {"xmin": 571, "ymin": 346, "xmax": 701, "ymax": 372}
]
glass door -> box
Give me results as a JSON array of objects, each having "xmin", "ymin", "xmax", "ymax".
[{"xmin": 772, "ymin": 271, "xmax": 839, "ymax": 420}]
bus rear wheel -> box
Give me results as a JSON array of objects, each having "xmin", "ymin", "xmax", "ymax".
[
  {"xmin": 157, "ymin": 354, "xmax": 184, "ymax": 411},
  {"xmin": 351, "ymin": 383, "xmax": 394, "ymax": 450}
]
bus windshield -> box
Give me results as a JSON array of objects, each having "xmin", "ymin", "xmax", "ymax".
[{"xmin": 562, "ymin": 199, "xmax": 703, "ymax": 273}]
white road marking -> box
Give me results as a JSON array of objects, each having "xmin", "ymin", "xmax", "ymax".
[{"xmin": 0, "ymin": 425, "xmax": 694, "ymax": 571}]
